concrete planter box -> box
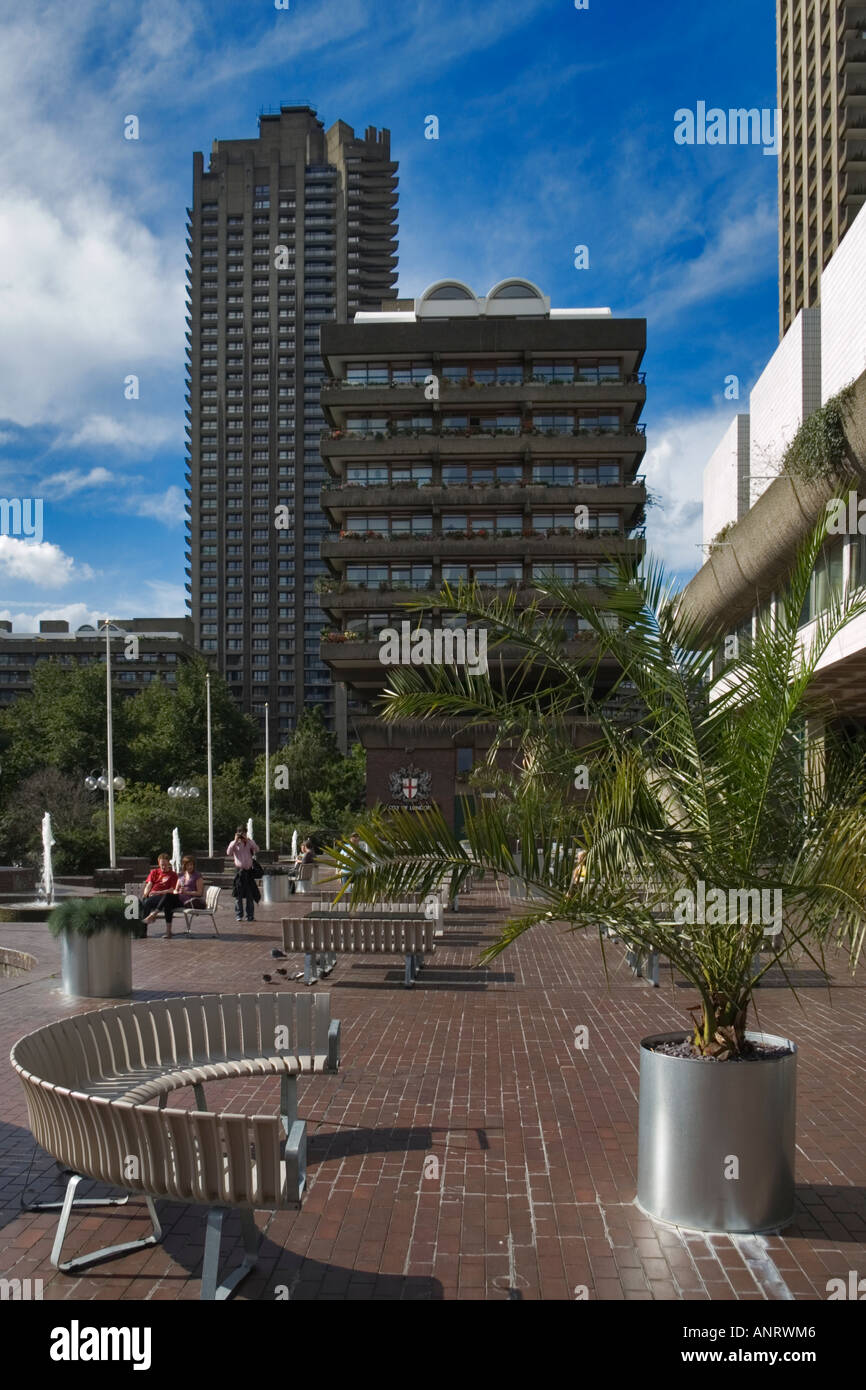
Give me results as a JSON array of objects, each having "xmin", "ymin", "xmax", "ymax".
[
  {"xmin": 637, "ymin": 1030, "xmax": 796, "ymax": 1233},
  {"xmin": 60, "ymin": 930, "xmax": 132, "ymax": 998}
]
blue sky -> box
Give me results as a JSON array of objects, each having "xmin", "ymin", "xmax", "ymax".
[{"xmin": 0, "ymin": 0, "xmax": 781, "ymax": 629}]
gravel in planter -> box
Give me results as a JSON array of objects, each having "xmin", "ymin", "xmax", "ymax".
[{"xmin": 649, "ymin": 1038, "xmax": 792, "ymax": 1062}]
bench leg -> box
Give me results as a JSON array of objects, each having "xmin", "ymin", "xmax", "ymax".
[
  {"xmin": 201, "ymin": 1206, "xmax": 260, "ymax": 1301},
  {"xmin": 304, "ymin": 953, "xmax": 314, "ymax": 985},
  {"xmin": 193, "ymin": 1082, "xmax": 207, "ymax": 1111},
  {"xmin": 21, "ymin": 1161, "xmax": 131, "ymax": 1214},
  {"xmin": 404, "ymin": 953, "xmax": 415, "ymax": 988},
  {"xmin": 284, "ymin": 1120, "xmax": 307, "ymax": 1206},
  {"xmin": 280, "ymin": 1074, "xmax": 298, "ymax": 1134},
  {"xmin": 51, "ymin": 1174, "xmax": 162, "ymax": 1273}
]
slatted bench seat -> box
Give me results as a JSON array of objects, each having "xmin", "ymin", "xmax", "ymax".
[
  {"xmin": 282, "ymin": 916, "xmax": 437, "ymax": 987},
  {"xmin": 10, "ymin": 992, "xmax": 340, "ymax": 1298}
]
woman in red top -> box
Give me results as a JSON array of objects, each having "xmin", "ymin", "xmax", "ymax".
[{"xmin": 140, "ymin": 854, "xmax": 179, "ymax": 937}]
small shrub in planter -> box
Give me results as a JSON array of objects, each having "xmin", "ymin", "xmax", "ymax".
[{"xmin": 48, "ymin": 896, "xmax": 145, "ymax": 941}]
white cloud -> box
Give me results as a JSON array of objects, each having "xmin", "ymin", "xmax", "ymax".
[
  {"xmin": 0, "ymin": 536, "xmax": 94, "ymax": 588},
  {"xmin": 636, "ymin": 200, "xmax": 778, "ymax": 325},
  {"xmin": 128, "ymin": 486, "xmax": 186, "ymax": 524},
  {"xmin": 40, "ymin": 467, "xmax": 115, "ymax": 498},
  {"xmin": 0, "ymin": 194, "xmax": 185, "ymax": 429},
  {"xmin": 142, "ymin": 579, "xmax": 189, "ymax": 613},
  {"xmin": 0, "ymin": 602, "xmax": 104, "ymax": 634},
  {"xmin": 643, "ymin": 407, "xmax": 738, "ymax": 582},
  {"xmin": 61, "ymin": 414, "xmax": 180, "ymax": 454}
]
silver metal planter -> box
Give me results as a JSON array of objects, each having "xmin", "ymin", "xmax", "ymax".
[
  {"xmin": 637, "ymin": 1030, "xmax": 796, "ymax": 1233},
  {"xmin": 261, "ymin": 875, "xmax": 293, "ymax": 905},
  {"xmin": 61, "ymin": 930, "xmax": 132, "ymax": 998}
]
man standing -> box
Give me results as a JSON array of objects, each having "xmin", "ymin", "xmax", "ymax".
[{"xmin": 227, "ymin": 825, "xmax": 260, "ymax": 924}]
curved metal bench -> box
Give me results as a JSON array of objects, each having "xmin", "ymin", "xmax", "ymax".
[{"xmin": 10, "ymin": 992, "xmax": 340, "ymax": 1298}]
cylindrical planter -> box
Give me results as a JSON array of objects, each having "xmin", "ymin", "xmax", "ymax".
[
  {"xmin": 261, "ymin": 875, "xmax": 293, "ymax": 904},
  {"xmin": 61, "ymin": 930, "xmax": 132, "ymax": 998},
  {"xmin": 637, "ymin": 1030, "xmax": 796, "ymax": 1233}
]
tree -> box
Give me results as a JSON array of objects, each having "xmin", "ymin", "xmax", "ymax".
[
  {"xmin": 0, "ymin": 662, "xmax": 130, "ymax": 796},
  {"xmin": 339, "ymin": 525, "xmax": 866, "ymax": 1057},
  {"xmin": 125, "ymin": 658, "xmax": 256, "ymax": 784},
  {"xmin": 265, "ymin": 707, "xmax": 358, "ymax": 820}
]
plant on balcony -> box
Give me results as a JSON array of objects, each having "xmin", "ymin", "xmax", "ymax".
[
  {"xmin": 340, "ymin": 530, "xmax": 361, "ymax": 539},
  {"xmin": 471, "ymin": 528, "xmax": 490, "ymax": 539}
]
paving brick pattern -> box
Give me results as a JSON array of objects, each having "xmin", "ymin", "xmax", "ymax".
[{"xmin": 0, "ymin": 885, "xmax": 864, "ymax": 1301}]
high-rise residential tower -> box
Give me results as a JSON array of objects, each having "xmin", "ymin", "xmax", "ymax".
[
  {"xmin": 778, "ymin": 0, "xmax": 866, "ymax": 335},
  {"xmin": 185, "ymin": 105, "xmax": 398, "ymax": 747}
]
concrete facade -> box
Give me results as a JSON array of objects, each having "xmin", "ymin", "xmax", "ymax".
[
  {"xmin": 318, "ymin": 280, "xmax": 647, "ymax": 821},
  {"xmin": 0, "ymin": 617, "xmax": 197, "ymax": 708}
]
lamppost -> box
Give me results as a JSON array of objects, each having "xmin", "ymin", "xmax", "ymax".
[
  {"xmin": 264, "ymin": 701, "xmax": 271, "ymax": 852},
  {"xmin": 206, "ymin": 672, "xmax": 214, "ymax": 858},
  {"xmin": 84, "ymin": 768, "xmax": 126, "ymax": 870},
  {"xmin": 103, "ymin": 618, "xmax": 118, "ymax": 870}
]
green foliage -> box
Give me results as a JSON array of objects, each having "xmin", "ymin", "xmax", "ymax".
[
  {"xmin": 340, "ymin": 539, "xmax": 866, "ymax": 1057},
  {"xmin": 125, "ymin": 657, "xmax": 256, "ymax": 782},
  {"xmin": 48, "ymin": 896, "xmax": 141, "ymax": 939},
  {"xmin": 708, "ymin": 520, "xmax": 735, "ymax": 555},
  {"xmin": 0, "ymin": 663, "xmax": 127, "ymax": 791},
  {"xmin": 0, "ymin": 660, "xmax": 364, "ymax": 870},
  {"xmin": 0, "ymin": 769, "xmax": 104, "ymax": 872},
  {"xmin": 782, "ymin": 383, "xmax": 857, "ymax": 485}
]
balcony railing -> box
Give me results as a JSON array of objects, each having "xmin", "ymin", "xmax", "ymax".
[
  {"xmin": 323, "ymin": 372, "xmax": 647, "ymax": 389},
  {"xmin": 325, "ymin": 526, "xmax": 641, "ymax": 543},
  {"xmin": 324, "ymin": 423, "xmax": 647, "ymax": 441}
]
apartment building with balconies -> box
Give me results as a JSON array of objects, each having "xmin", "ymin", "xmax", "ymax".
[{"xmin": 318, "ymin": 278, "xmax": 647, "ymax": 823}]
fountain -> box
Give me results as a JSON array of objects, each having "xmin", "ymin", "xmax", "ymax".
[
  {"xmin": 0, "ymin": 811, "xmax": 71, "ymax": 922},
  {"xmin": 291, "ymin": 829, "xmax": 298, "ymax": 859},
  {"xmin": 171, "ymin": 827, "xmax": 182, "ymax": 874},
  {"xmin": 38, "ymin": 811, "xmax": 55, "ymax": 906},
  {"xmin": 247, "ymin": 817, "xmax": 254, "ymax": 842}
]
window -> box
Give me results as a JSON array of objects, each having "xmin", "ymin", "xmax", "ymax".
[
  {"xmin": 534, "ymin": 413, "xmax": 574, "ymax": 435},
  {"xmin": 534, "ymin": 463, "xmax": 574, "ymax": 485}
]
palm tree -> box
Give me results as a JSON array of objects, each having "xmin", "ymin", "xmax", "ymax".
[{"xmin": 337, "ymin": 521, "xmax": 866, "ymax": 1057}]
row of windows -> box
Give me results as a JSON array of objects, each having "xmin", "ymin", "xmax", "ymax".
[
  {"xmin": 341, "ymin": 462, "xmax": 624, "ymax": 487},
  {"xmin": 340, "ymin": 412, "xmax": 624, "ymax": 434},
  {"xmin": 342, "ymin": 359, "xmax": 625, "ymax": 386},
  {"xmin": 341, "ymin": 511, "xmax": 623, "ymax": 534}
]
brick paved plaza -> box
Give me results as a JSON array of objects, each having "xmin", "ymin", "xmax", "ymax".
[{"xmin": 1, "ymin": 884, "xmax": 864, "ymax": 1302}]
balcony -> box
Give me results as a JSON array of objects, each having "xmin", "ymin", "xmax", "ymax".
[
  {"xmin": 320, "ymin": 425, "xmax": 647, "ymax": 461},
  {"xmin": 320, "ymin": 481, "xmax": 645, "ymax": 512},
  {"xmin": 321, "ymin": 530, "xmax": 643, "ymax": 563},
  {"xmin": 322, "ymin": 374, "xmax": 646, "ymax": 409}
]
